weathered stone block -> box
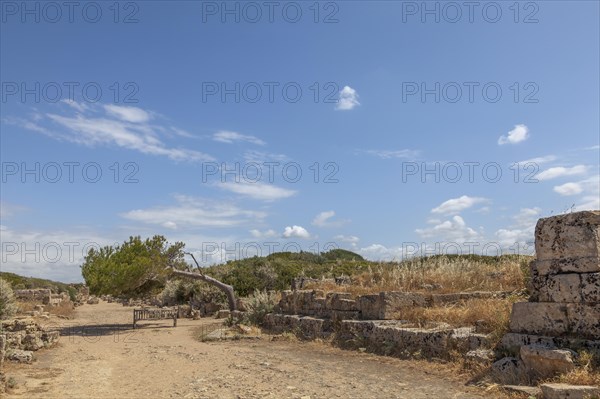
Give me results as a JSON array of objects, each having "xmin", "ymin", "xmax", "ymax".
[
  {"xmin": 540, "ymin": 383, "xmax": 600, "ymax": 399},
  {"xmin": 566, "ymin": 303, "xmax": 600, "ymax": 340},
  {"xmin": 491, "ymin": 357, "xmax": 527, "ymax": 385},
  {"xmin": 501, "ymin": 333, "xmax": 600, "ymax": 357},
  {"xmin": 509, "ymin": 302, "xmax": 569, "ymax": 336},
  {"xmin": 357, "ymin": 292, "xmax": 427, "ymax": 320},
  {"xmin": 520, "ymin": 344, "xmax": 575, "ymax": 379},
  {"xmin": 531, "ymin": 273, "xmax": 600, "ymax": 303},
  {"xmin": 6, "ymin": 349, "xmax": 33, "ymax": 363},
  {"xmin": 22, "ymin": 333, "xmax": 44, "ymax": 351},
  {"xmin": 535, "ymin": 211, "xmax": 600, "ymax": 261},
  {"xmin": 530, "ymin": 257, "xmax": 600, "ymax": 276}
]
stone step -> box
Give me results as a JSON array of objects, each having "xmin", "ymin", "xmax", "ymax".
[
  {"xmin": 540, "ymin": 383, "xmax": 600, "ymax": 399},
  {"xmin": 530, "ymin": 272, "xmax": 600, "ymax": 303},
  {"xmin": 509, "ymin": 302, "xmax": 600, "ymax": 340}
]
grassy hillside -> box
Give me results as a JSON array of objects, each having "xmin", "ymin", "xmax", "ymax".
[
  {"xmin": 201, "ymin": 250, "xmax": 531, "ymax": 296},
  {"xmin": 0, "ymin": 272, "xmax": 81, "ymax": 301}
]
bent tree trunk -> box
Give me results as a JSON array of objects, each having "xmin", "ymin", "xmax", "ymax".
[{"xmin": 171, "ymin": 269, "xmax": 237, "ymax": 311}]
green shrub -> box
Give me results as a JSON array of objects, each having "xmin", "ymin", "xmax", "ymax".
[
  {"xmin": 0, "ymin": 278, "xmax": 18, "ymax": 319},
  {"xmin": 246, "ymin": 289, "xmax": 278, "ymax": 326}
]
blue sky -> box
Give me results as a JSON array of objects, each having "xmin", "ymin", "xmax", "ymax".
[{"xmin": 1, "ymin": 1, "xmax": 599, "ymax": 282}]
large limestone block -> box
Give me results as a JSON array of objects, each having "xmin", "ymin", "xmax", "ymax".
[
  {"xmin": 535, "ymin": 211, "xmax": 600, "ymax": 261},
  {"xmin": 509, "ymin": 302, "xmax": 600, "ymax": 340},
  {"xmin": 509, "ymin": 302, "xmax": 569, "ymax": 336},
  {"xmin": 358, "ymin": 292, "xmax": 427, "ymax": 320},
  {"xmin": 540, "ymin": 383, "xmax": 600, "ymax": 399},
  {"xmin": 531, "ymin": 273, "xmax": 600, "ymax": 303},
  {"xmin": 501, "ymin": 333, "xmax": 600, "ymax": 357},
  {"xmin": 530, "ymin": 257, "xmax": 600, "ymax": 276},
  {"xmin": 520, "ymin": 344, "xmax": 575, "ymax": 378},
  {"xmin": 566, "ymin": 303, "xmax": 600, "ymax": 340}
]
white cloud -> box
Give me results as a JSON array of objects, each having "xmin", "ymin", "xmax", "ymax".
[
  {"xmin": 250, "ymin": 229, "xmax": 277, "ymax": 238},
  {"xmin": 553, "ymin": 182, "xmax": 584, "ymax": 196},
  {"xmin": 9, "ymin": 104, "xmax": 213, "ymax": 162},
  {"xmin": 61, "ymin": 99, "xmax": 89, "ymax": 113},
  {"xmin": 573, "ymin": 175, "xmax": 600, "ymax": 211},
  {"xmin": 498, "ymin": 124, "xmax": 529, "ymax": 145},
  {"xmin": 364, "ymin": 149, "xmax": 420, "ymax": 159},
  {"xmin": 311, "ymin": 210, "xmax": 348, "ymax": 228},
  {"xmin": 104, "ymin": 104, "xmax": 152, "ymax": 123},
  {"xmin": 516, "ymin": 155, "xmax": 557, "ymax": 165},
  {"xmin": 494, "ymin": 207, "xmax": 541, "ymax": 250},
  {"xmin": 217, "ymin": 181, "xmax": 296, "ymax": 201},
  {"xmin": 0, "ymin": 202, "xmax": 27, "ymax": 219},
  {"xmin": 334, "ymin": 235, "xmax": 360, "ymax": 244},
  {"xmin": 282, "ymin": 225, "xmax": 311, "ymax": 239},
  {"xmin": 0, "ymin": 225, "xmax": 117, "ymax": 283},
  {"xmin": 357, "ymin": 244, "xmax": 404, "ymax": 262},
  {"xmin": 336, "ymin": 86, "xmax": 360, "ymax": 111},
  {"xmin": 121, "ymin": 195, "xmax": 266, "ymax": 229},
  {"xmin": 431, "ymin": 195, "xmax": 488, "ymax": 215},
  {"xmin": 313, "ymin": 211, "xmax": 335, "ymax": 227},
  {"xmin": 212, "ymin": 130, "xmax": 265, "ymax": 145},
  {"xmin": 537, "ymin": 165, "xmax": 587, "ymax": 181},
  {"xmin": 585, "ymin": 145, "xmax": 599, "ymax": 150},
  {"xmin": 415, "ymin": 215, "xmax": 480, "ymax": 243}
]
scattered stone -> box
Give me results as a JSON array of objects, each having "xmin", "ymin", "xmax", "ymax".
[
  {"xmin": 540, "ymin": 383, "xmax": 600, "ymax": 399},
  {"xmin": 491, "ymin": 357, "xmax": 526, "ymax": 384},
  {"xmin": 464, "ymin": 349, "xmax": 494, "ymax": 365},
  {"xmin": 6, "ymin": 349, "xmax": 33, "ymax": 363},
  {"xmin": 520, "ymin": 345, "xmax": 575, "ymax": 379},
  {"xmin": 215, "ymin": 310, "xmax": 231, "ymax": 319},
  {"xmin": 502, "ymin": 385, "xmax": 542, "ymax": 397}
]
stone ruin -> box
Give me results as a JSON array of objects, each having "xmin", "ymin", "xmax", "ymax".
[
  {"xmin": 497, "ymin": 210, "xmax": 600, "ymax": 383},
  {"xmin": 14, "ymin": 289, "xmax": 52, "ymax": 305},
  {"xmin": 264, "ymin": 289, "xmax": 506, "ymax": 358}
]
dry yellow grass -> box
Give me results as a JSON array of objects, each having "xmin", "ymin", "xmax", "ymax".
[
  {"xmin": 17, "ymin": 300, "xmax": 75, "ymax": 318},
  {"xmin": 305, "ymin": 255, "xmax": 530, "ymax": 296},
  {"xmin": 553, "ymin": 351, "xmax": 600, "ymax": 386}
]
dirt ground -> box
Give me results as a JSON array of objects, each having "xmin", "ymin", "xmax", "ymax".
[{"xmin": 4, "ymin": 302, "xmax": 505, "ymax": 398}]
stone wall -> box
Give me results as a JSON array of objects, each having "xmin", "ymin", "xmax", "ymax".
[
  {"xmin": 497, "ymin": 210, "xmax": 600, "ymax": 382},
  {"xmin": 277, "ymin": 289, "xmax": 508, "ymax": 321},
  {"xmin": 0, "ymin": 318, "xmax": 60, "ymax": 365},
  {"xmin": 14, "ymin": 289, "xmax": 52, "ymax": 305}
]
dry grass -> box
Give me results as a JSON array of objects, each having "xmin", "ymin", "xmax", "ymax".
[
  {"xmin": 400, "ymin": 297, "xmax": 522, "ymax": 342},
  {"xmin": 17, "ymin": 300, "xmax": 75, "ymax": 318},
  {"xmin": 303, "ymin": 255, "xmax": 530, "ymax": 347},
  {"xmin": 553, "ymin": 351, "xmax": 600, "ymax": 386},
  {"xmin": 305, "ymin": 255, "xmax": 530, "ymax": 296}
]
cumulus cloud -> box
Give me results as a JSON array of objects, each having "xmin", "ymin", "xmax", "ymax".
[
  {"xmin": 553, "ymin": 182, "xmax": 584, "ymax": 196},
  {"xmin": 537, "ymin": 165, "xmax": 587, "ymax": 181},
  {"xmin": 431, "ymin": 195, "xmax": 488, "ymax": 215},
  {"xmin": 212, "ymin": 130, "xmax": 265, "ymax": 145},
  {"xmin": 493, "ymin": 207, "xmax": 541, "ymax": 251},
  {"xmin": 282, "ymin": 225, "xmax": 311, "ymax": 239},
  {"xmin": 334, "ymin": 235, "xmax": 360, "ymax": 244},
  {"xmin": 498, "ymin": 124, "xmax": 529, "ymax": 145},
  {"xmin": 217, "ymin": 181, "xmax": 296, "ymax": 201},
  {"xmin": 336, "ymin": 86, "xmax": 360, "ymax": 111},
  {"xmin": 415, "ymin": 215, "xmax": 481, "ymax": 243}
]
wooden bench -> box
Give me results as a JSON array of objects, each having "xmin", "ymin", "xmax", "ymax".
[{"xmin": 133, "ymin": 307, "xmax": 179, "ymax": 329}]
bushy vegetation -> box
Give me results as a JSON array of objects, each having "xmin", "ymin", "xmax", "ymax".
[
  {"xmin": 0, "ymin": 271, "xmax": 79, "ymax": 301},
  {"xmin": 245, "ymin": 289, "xmax": 278, "ymax": 326},
  {"xmin": 160, "ymin": 278, "xmax": 226, "ymax": 306},
  {"xmin": 81, "ymin": 235, "xmax": 187, "ymax": 297},
  {"xmin": 0, "ymin": 277, "xmax": 18, "ymax": 319}
]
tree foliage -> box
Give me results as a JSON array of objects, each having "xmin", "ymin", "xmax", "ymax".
[
  {"xmin": 81, "ymin": 235, "xmax": 186, "ymax": 297},
  {"xmin": 0, "ymin": 277, "xmax": 18, "ymax": 320}
]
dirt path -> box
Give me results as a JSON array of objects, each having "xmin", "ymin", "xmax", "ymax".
[{"xmin": 5, "ymin": 302, "xmax": 502, "ymax": 398}]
